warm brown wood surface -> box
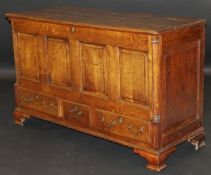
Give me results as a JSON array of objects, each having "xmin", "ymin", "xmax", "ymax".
[
  {"xmin": 6, "ymin": 7, "xmax": 206, "ymax": 172},
  {"xmin": 6, "ymin": 6, "xmax": 206, "ymax": 34}
]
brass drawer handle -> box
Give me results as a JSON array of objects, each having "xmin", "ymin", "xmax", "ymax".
[
  {"xmin": 118, "ymin": 117, "xmax": 123, "ymax": 124},
  {"xmin": 98, "ymin": 114, "xmax": 123, "ymax": 128},
  {"xmin": 70, "ymin": 105, "xmax": 78, "ymax": 113},
  {"xmin": 128, "ymin": 124, "xmax": 144, "ymax": 136},
  {"xmin": 77, "ymin": 111, "xmax": 83, "ymax": 116},
  {"xmin": 69, "ymin": 105, "xmax": 83, "ymax": 118},
  {"xmin": 111, "ymin": 120, "xmax": 116, "ymax": 127},
  {"xmin": 98, "ymin": 114, "xmax": 105, "ymax": 122},
  {"xmin": 71, "ymin": 26, "xmax": 76, "ymax": 33}
]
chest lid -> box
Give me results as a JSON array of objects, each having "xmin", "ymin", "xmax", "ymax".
[{"xmin": 5, "ymin": 6, "xmax": 206, "ymax": 34}]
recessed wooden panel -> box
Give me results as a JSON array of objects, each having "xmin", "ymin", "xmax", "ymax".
[
  {"xmin": 47, "ymin": 38, "xmax": 71, "ymax": 87},
  {"xmin": 17, "ymin": 33, "xmax": 38, "ymax": 80},
  {"xmin": 81, "ymin": 43, "xmax": 107, "ymax": 96},
  {"xmin": 164, "ymin": 42, "xmax": 199, "ymax": 131},
  {"xmin": 119, "ymin": 49, "xmax": 147, "ymax": 104}
]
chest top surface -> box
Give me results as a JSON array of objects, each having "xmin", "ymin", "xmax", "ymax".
[{"xmin": 6, "ymin": 6, "xmax": 206, "ymax": 34}]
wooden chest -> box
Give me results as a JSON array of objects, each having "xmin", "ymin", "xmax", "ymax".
[{"xmin": 6, "ymin": 7, "xmax": 206, "ymax": 171}]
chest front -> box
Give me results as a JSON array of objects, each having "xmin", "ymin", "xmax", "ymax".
[{"xmin": 6, "ymin": 8, "xmax": 206, "ymax": 172}]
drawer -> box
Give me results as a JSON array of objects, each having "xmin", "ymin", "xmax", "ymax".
[
  {"xmin": 94, "ymin": 109, "xmax": 150, "ymax": 143},
  {"xmin": 18, "ymin": 89, "xmax": 58, "ymax": 116},
  {"xmin": 63, "ymin": 101, "xmax": 90, "ymax": 126}
]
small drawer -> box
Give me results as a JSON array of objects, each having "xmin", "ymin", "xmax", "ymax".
[
  {"xmin": 63, "ymin": 101, "xmax": 90, "ymax": 126},
  {"xmin": 94, "ymin": 109, "xmax": 150, "ymax": 143},
  {"xmin": 18, "ymin": 89, "xmax": 58, "ymax": 116}
]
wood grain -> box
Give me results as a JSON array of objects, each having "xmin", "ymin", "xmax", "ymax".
[
  {"xmin": 6, "ymin": 7, "xmax": 206, "ymax": 172},
  {"xmin": 81, "ymin": 43, "xmax": 107, "ymax": 95},
  {"xmin": 6, "ymin": 6, "xmax": 206, "ymax": 34},
  {"xmin": 17, "ymin": 33, "xmax": 38, "ymax": 80}
]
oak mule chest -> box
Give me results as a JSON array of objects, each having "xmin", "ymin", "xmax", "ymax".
[{"xmin": 6, "ymin": 7, "xmax": 206, "ymax": 171}]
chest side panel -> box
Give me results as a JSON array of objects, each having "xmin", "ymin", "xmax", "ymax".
[
  {"xmin": 160, "ymin": 24, "xmax": 205, "ymax": 146},
  {"xmin": 165, "ymin": 43, "xmax": 198, "ymax": 128}
]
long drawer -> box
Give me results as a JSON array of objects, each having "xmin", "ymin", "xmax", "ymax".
[
  {"xmin": 17, "ymin": 89, "xmax": 58, "ymax": 116},
  {"xmin": 93, "ymin": 109, "xmax": 150, "ymax": 143}
]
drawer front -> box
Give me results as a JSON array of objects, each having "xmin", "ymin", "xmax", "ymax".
[
  {"xmin": 94, "ymin": 109, "xmax": 150, "ymax": 143},
  {"xmin": 63, "ymin": 101, "xmax": 90, "ymax": 126},
  {"xmin": 18, "ymin": 89, "xmax": 58, "ymax": 116}
]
